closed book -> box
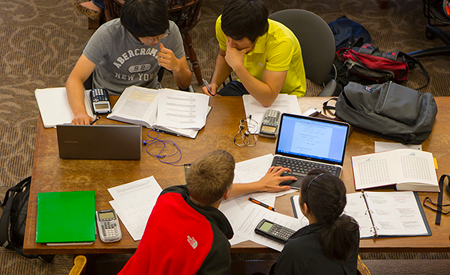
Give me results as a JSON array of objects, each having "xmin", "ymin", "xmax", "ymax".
[{"xmin": 36, "ymin": 190, "xmax": 95, "ymax": 244}]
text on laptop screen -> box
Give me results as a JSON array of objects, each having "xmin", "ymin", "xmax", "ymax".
[{"xmin": 276, "ymin": 116, "xmax": 348, "ymax": 163}]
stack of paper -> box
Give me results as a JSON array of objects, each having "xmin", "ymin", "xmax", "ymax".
[
  {"xmin": 107, "ymin": 86, "xmax": 210, "ymax": 138},
  {"xmin": 34, "ymin": 88, "xmax": 94, "ymax": 128},
  {"xmin": 108, "ymin": 176, "xmax": 162, "ymax": 241}
]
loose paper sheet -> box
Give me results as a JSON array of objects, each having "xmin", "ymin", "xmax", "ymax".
[
  {"xmin": 243, "ymin": 94, "xmax": 301, "ymax": 134},
  {"xmin": 108, "ymin": 176, "xmax": 162, "ymax": 241}
]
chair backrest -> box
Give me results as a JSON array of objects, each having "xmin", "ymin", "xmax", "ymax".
[
  {"xmin": 104, "ymin": 0, "xmax": 122, "ymax": 21},
  {"xmin": 269, "ymin": 9, "xmax": 335, "ymax": 86},
  {"xmin": 167, "ymin": 0, "xmax": 203, "ymax": 34},
  {"xmin": 103, "ymin": 0, "xmax": 203, "ymax": 34}
]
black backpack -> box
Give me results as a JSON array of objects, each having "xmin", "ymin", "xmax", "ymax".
[
  {"xmin": 0, "ymin": 177, "xmax": 54, "ymax": 262},
  {"xmin": 325, "ymin": 81, "xmax": 438, "ymax": 144}
]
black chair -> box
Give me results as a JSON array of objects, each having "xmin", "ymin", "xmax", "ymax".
[
  {"xmin": 269, "ymin": 9, "xmax": 338, "ymax": 96},
  {"xmin": 409, "ymin": 0, "xmax": 450, "ymax": 57}
]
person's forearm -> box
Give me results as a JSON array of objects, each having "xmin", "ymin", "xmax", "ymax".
[
  {"xmin": 211, "ymin": 54, "xmax": 233, "ymax": 87},
  {"xmin": 173, "ymin": 61, "xmax": 192, "ymax": 90},
  {"xmin": 229, "ymin": 182, "xmax": 261, "ymax": 199},
  {"xmin": 233, "ymin": 65, "xmax": 278, "ymax": 107},
  {"xmin": 66, "ymin": 76, "xmax": 88, "ymax": 117}
]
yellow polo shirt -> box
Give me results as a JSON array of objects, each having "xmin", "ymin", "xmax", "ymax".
[{"xmin": 216, "ymin": 15, "xmax": 306, "ymax": 96}]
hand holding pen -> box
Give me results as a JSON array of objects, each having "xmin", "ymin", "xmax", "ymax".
[
  {"xmin": 90, "ymin": 116, "xmax": 101, "ymax": 125},
  {"xmin": 202, "ymin": 79, "xmax": 216, "ymax": 96}
]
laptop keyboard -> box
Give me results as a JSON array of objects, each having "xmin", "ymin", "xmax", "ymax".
[{"xmin": 273, "ymin": 156, "xmax": 339, "ymax": 176}]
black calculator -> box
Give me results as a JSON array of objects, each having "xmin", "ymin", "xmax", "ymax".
[{"xmin": 255, "ymin": 219, "xmax": 296, "ymax": 244}]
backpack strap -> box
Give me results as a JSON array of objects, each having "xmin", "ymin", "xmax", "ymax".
[
  {"xmin": 400, "ymin": 52, "xmax": 430, "ymax": 90},
  {"xmin": 0, "ymin": 177, "xmax": 31, "ymax": 250}
]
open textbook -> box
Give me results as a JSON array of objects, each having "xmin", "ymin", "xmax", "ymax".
[
  {"xmin": 107, "ymin": 86, "xmax": 210, "ymax": 139},
  {"xmin": 344, "ymin": 191, "xmax": 431, "ymax": 238},
  {"xmin": 351, "ymin": 149, "xmax": 439, "ymax": 192}
]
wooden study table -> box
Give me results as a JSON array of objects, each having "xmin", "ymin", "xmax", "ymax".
[{"xmin": 24, "ymin": 96, "xmax": 450, "ymax": 255}]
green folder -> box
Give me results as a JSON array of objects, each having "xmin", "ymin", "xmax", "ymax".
[{"xmin": 36, "ymin": 190, "xmax": 95, "ymax": 244}]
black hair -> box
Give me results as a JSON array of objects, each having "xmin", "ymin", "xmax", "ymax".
[
  {"xmin": 221, "ymin": 0, "xmax": 269, "ymax": 43},
  {"xmin": 120, "ymin": 0, "xmax": 170, "ymax": 38},
  {"xmin": 300, "ymin": 169, "xmax": 359, "ymax": 261}
]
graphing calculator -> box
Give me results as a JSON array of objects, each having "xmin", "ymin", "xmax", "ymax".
[
  {"xmin": 96, "ymin": 209, "xmax": 122, "ymax": 243},
  {"xmin": 255, "ymin": 219, "xmax": 296, "ymax": 244},
  {"xmin": 90, "ymin": 88, "xmax": 111, "ymax": 115},
  {"xmin": 259, "ymin": 109, "xmax": 281, "ymax": 138}
]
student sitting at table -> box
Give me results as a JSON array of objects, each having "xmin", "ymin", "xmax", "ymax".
[
  {"xmin": 201, "ymin": 0, "xmax": 306, "ymax": 107},
  {"xmin": 117, "ymin": 150, "xmax": 296, "ymax": 275},
  {"xmin": 66, "ymin": 0, "xmax": 191, "ymax": 125},
  {"xmin": 270, "ymin": 169, "xmax": 360, "ymax": 275}
]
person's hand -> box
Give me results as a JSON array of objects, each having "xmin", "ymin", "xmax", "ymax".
[
  {"xmin": 201, "ymin": 83, "xmax": 218, "ymax": 96},
  {"xmin": 157, "ymin": 43, "xmax": 180, "ymax": 71},
  {"xmin": 71, "ymin": 113, "xmax": 93, "ymax": 125},
  {"xmin": 257, "ymin": 166, "xmax": 296, "ymax": 193},
  {"xmin": 224, "ymin": 41, "xmax": 252, "ymax": 70}
]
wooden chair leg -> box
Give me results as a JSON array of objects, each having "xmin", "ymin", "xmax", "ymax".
[
  {"xmin": 88, "ymin": 18, "xmax": 100, "ymax": 29},
  {"xmin": 182, "ymin": 32, "xmax": 203, "ymax": 85}
]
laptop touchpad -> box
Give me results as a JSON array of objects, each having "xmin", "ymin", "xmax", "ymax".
[{"xmin": 279, "ymin": 174, "xmax": 304, "ymax": 189}]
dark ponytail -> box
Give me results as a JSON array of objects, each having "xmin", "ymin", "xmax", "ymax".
[{"xmin": 300, "ymin": 169, "xmax": 359, "ymax": 261}]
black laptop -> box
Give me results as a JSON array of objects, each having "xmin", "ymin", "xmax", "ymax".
[
  {"xmin": 56, "ymin": 124, "xmax": 142, "ymax": 160},
  {"xmin": 272, "ymin": 113, "xmax": 350, "ymax": 189}
]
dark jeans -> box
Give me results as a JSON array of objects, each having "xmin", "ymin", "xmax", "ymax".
[{"xmin": 217, "ymin": 80, "xmax": 249, "ymax": 96}]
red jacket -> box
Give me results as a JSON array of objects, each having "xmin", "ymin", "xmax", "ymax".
[{"xmin": 118, "ymin": 185, "xmax": 233, "ymax": 275}]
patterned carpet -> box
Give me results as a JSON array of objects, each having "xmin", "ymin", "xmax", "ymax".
[{"xmin": 0, "ymin": 0, "xmax": 450, "ymax": 274}]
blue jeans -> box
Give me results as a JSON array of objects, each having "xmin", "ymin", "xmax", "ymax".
[
  {"xmin": 92, "ymin": 0, "xmax": 105, "ymax": 10},
  {"xmin": 217, "ymin": 80, "xmax": 249, "ymax": 96}
]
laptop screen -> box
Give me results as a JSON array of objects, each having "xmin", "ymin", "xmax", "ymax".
[{"xmin": 275, "ymin": 114, "xmax": 349, "ymax": 165}]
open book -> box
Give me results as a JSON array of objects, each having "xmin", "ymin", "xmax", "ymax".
[
  {"xmin": 107, "ymin": 86, "xmax": 210, "ymax": 139},
  {"xmin": 344, "ymin": 191, "xmax": 431, "ymax": 238},
  {"xmin": 351, "ymin": 149, "xmax": 439, "ymax": 192}
]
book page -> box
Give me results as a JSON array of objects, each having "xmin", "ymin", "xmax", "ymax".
[
  {"xmin": 395, "ymin": 149, "xmax": 437, "ymax": 185},
  {"xmin": 364, "ymin": 191, "xmax": 429, "ymax": 237},
  {"xmin": 107, "ymin": 86, "xmax": 158, "ymax": 127},
  {"xmin": 156, "ymin": 89, "xmax": 209, "ymax": 130},
  {"xmin": 352, "ymin": 150, "xmax": 398, "ymax": 189},
  {"xmin": 344, "ymin": 193, "xmax": 374, "ymax": 238}
]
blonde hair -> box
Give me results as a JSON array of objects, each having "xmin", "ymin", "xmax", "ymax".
[{"xmin": 186, "ymin": 150, "xmax": 235, "ymax": 206}]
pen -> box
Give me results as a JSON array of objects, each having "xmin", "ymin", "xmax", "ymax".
[
  {"xmin": 90, "ymin": 116, "xmax": 101, "ymax": 125},
  {"xmin": 202, "ymin": 79, "xmax": 214, "ymax": 96},
  {"xmin": 248, "ymin": 197, "xmax": 276, "ymax": 211}
]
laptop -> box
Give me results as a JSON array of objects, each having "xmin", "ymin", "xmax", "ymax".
[
  {"xmin": 271, "ymin": 113, "xmax": 350, "ymax": 189},
  {"xmin": 57, "ymin": 124, "xmax": 142, "ymax": 160}
]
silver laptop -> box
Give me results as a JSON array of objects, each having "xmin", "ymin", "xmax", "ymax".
[
  {"xmin": 272, "ymin": 113, "xmax": 350, "ymax": 188},
  {"xmin": 57, "ymin": 125, "xmax": 142, "ymax": 160}
]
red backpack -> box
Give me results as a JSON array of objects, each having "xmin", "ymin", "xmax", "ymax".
[{"xmin": 338, "ymin": 43, "xmax": 430, "ymax": 89}]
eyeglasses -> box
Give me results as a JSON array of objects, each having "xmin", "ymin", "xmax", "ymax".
[
  {"xmin": 234, "ymin": 116, "xmax": 258, "ymax": 147},
  {"xmin": 139, "ymin": 29, "xmax": 170, "ymax": 46},
  {"xmin": 423, "ymin": 197, "xmax": 450, "ymax": 215}
]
